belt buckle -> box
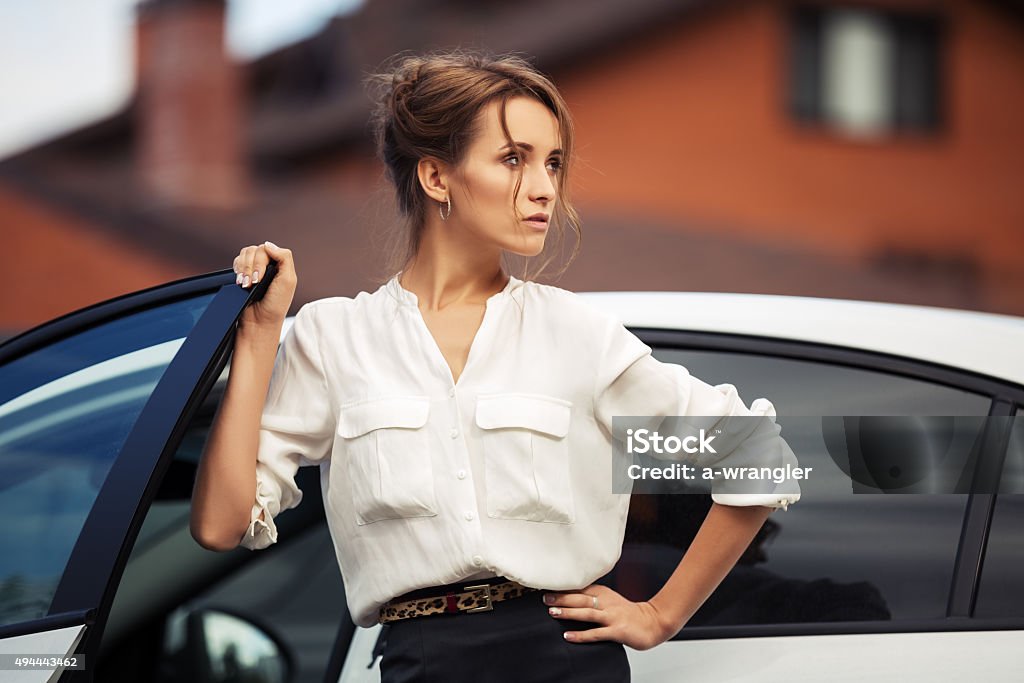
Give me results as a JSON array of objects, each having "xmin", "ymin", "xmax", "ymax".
[{"xmin": 462, "ymin": 583, "xmax": 494, "ymax": 613}]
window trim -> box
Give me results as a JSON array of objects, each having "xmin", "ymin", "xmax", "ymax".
[
  {"xmin": 968, "ymin": 402, "xmax": 1023, "ymax": 621},
  {"xmin": 948, "ymin": 399, "xmax": 1015, "ymax": 618},
  {"xmin": 0, "ymin": 271, "xmax": 236, "ymax": 367},
  {"xmin": 632, "ymin": 327, "xmax": 1024, "ymax": 638},
  {"xmin": 662, "ymin": 616, "xmax": 1024, "ymax": 642},
  {"xmin": 633, "ymin": 328, "xmax": 1024, "ymax": 404}
]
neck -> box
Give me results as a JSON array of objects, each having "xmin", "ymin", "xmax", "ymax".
[{"xmin": 399, "ymin": 248, "xmax": 507, "ymax": 312}]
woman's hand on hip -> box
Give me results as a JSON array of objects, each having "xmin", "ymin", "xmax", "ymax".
[
  {"xmin": 543, "ymin": 584, "xmax": 680, "ymax": 651},
  {"xmin": 234, "ymin": 241, "xmax": 297, "ymax": 331}
]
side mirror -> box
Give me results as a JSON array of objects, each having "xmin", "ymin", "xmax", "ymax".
[{"xmin": 157, "ymin": 606, "xmax": 294, "ymax": 682}]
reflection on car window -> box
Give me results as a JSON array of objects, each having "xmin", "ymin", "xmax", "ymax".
[
  {"xmin": 0, "ymin": 293, "xmax": 214, "ymax": 627},
  {"xmin": 974, "ymin": 408, "xmax": 1024, "ymax": 618},
  {"xmin": 101, "ymin": 365, "xmax": 347, "ymax": 683},
  {"xmin": 602, "ymin": 347, "xmax": 991, "ymax": 632}
]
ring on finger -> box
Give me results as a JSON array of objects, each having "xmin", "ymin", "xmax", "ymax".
[{"xmin": 592, "ymin": 595, "xmax": 599, "ymax": 610}]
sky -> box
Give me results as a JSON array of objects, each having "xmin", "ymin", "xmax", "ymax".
[{"xmin": 0, "ymin": 0, "xmax": 363, "ymax": 160}]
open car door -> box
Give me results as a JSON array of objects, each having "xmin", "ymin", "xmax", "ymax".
[{"xmin": 0, "ymin": 264, "xmax": 276, "ymax": 683}]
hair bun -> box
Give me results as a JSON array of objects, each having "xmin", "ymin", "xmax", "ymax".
[{"xmin": 390, "ymin": 58, "xmax": 425, "ymax": 105}]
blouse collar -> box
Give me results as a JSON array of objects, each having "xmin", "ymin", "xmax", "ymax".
[{"xmin": 387, "ymin": 271, "xmax": 524, "ymax": 307}]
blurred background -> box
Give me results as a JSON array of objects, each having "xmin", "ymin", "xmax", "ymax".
[{"xmin": 2, "ymin": 0, "xmax": 1022, "ymax": 337}]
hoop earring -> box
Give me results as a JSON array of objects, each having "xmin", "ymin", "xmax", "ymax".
[{"xmin": 439, "ymin": 196, "xmax": 452, "ymax": 221}]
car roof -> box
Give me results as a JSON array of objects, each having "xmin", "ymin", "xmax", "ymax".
[{"xmin": 578, "ymin": 291, "xmax": 1024, "ymax": 386}]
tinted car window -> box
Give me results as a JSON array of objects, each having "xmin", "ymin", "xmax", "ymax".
[
  {"xmin": 0, "ymin": 294, "xmax": 215, "ymax": 626},
  {"xmin": 974, "ymin": 407, "xmax": 1024, "ymax": 618},
  {"xmin": 101, "ymin": 363, "xmax": 348, "ymax": 683},
  {"xmin": 604, "ymin": 347, "xmax": 991, "ymax": 630}
]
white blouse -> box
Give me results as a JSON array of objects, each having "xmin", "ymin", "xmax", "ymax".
[{"xmin": 239, "ymin": 273, "xmax": 802, "ymax": 628}]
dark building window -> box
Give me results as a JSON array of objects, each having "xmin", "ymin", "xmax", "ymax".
[{"xmin": 788, "ymin": 4, "xmax": 944, "ymax": 136}]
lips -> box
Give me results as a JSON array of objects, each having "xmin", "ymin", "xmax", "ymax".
[{"xmin": 524, "ymin": 213, "xmax": 549, "ymax": 227}]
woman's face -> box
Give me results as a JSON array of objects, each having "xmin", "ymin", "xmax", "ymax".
[{"xmin": 448, "ymin": 95, "xmax": 562, "ymax": 257}]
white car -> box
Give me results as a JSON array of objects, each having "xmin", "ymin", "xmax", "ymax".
[{"xmin": 1, "ymin": 268, "xmax": 1021, "ymax": 682}]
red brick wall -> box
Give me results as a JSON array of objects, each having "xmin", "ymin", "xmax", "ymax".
[
  {"xmin": 559, "ymin": 0, "xmax": 1024, "ymax": 273},
  {"xmin": 1, "ymin": 184, "xmax": 189, "ymax": 332}
]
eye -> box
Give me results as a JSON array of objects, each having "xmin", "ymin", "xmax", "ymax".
[
  {"xmin": 546, "ymin": 157, "xmax": 563, "ymax": 173},
  {"xmin": 502, "ymin": 153, "xmax": 521, "ymax": 167}
]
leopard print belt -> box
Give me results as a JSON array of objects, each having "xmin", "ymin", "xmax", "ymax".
[{"xmin": 378, "ymin": 580, "xmax": 539, "ymax": 624}]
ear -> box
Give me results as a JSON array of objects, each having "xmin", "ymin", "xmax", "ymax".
[{"xmin": 416, "ymin": 157, "xmax": 451, "ymax": 204}]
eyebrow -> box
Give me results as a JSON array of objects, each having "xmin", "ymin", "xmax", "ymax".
[{"xmin": 499, "ymin": 142, "xmax": 563, "ymax": 156}]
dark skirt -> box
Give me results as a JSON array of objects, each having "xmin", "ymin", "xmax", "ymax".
[{"xmin": 378, "ymin": 584, "xmax": 631, "ymax": 682}]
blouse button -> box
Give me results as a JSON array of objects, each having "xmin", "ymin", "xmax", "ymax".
[
  {"xmin": 450, "ymin": 428, "xmax": 459, "ymax": 439},
  {"xmin": 457, "ymin": 469, "xmax": 467, "ymax": 480},
  {"xmin": 448, "ymin": 387, "xmax": 456, "ymax": 398},
  {"xmin": 464, "ymin": 511, "xmax": 475, "ymax": 521},
  {"xmin": 472, "ymin": 555, "xmax": 484, "ymax": 567}
]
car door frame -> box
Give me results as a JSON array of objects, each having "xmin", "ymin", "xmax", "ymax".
[{"xmin": 0, "ymin": 266, "xmax": 273, "ymax": 683}]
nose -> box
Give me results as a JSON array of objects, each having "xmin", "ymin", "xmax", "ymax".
[{"xmin": 526, "ymin": 163, "xmax": 556, "ymax": 205}]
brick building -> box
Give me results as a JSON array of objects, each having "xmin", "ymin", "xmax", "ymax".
[{"xmin": 2, "ymin": 0, "xmax": 1022, "ymax": 338}]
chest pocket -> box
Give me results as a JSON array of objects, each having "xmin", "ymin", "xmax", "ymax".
[
  {"xmin": 337, "ymin": 396, "xmax": 438, "ymax": 525},
  {"xmin": 475, "ymin": 393, "xmax": 575, "ymax": 524}
]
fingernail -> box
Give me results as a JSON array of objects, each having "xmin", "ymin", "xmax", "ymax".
[
  {"xmin": 236, "ymin": 272, "xmax": 243, "ymax": 285},
  {"xmin": 265, "ymin": 241, "xmax": 278, "ymax": 249},
  {"xmin": 548, "ymin": 607, "xmax": 561, "ymax": 616},
  {"xmin": 243, "ymin": 275, "xmax": 250, "ymax": 287},
  {"xmin": 563, "ymin": 632, "xmax": 574, "ymax": 641},
  {"xmin": 252, "ymin": 270, "xmax": 259, "ymax": 284},
  {"xmin": 543, "ymin": 594, "xmax": 554, "ymax": 605}
]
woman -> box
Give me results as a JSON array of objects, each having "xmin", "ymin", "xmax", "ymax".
[{"xmin": 190, "ymin": 50, "xmax": 801, "ymax": 682}]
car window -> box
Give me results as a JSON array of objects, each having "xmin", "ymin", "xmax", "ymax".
[
  {"xmin": 603, "ymin": 346, "xmax": 991, "ymax": 632},
  {"xmin": 100, "ymin": 359, "xmax": 350, "ymax": 683},
  {"xmin": 0, "ymin": 293, "xmax": 215, "ymax": 627},
  {"xmin": 974, "ymin": 407, "xmax": 1024, "ymax": 618}
]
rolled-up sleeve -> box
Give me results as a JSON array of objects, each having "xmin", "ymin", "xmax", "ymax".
[
  {"xmin": 591, "ymin": 308, "xmax": 801, "ymax": 511},
  {"xmin": 240, "ymin": 303, "xmax": 336, "ymax": 550}
]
